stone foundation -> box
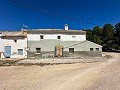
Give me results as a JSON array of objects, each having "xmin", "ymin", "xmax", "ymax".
[{"xmin": 27, "ymin": 51, "xmax": 102, "ymax": 59}]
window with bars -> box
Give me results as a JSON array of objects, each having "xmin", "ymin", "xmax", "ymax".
[
  {"xmin": 72, "ymin": 36, "xmax": 76, "ymax": 38},
  {"xmin": 57, "ymin": 36, "xmax": 61, "ymax": 39},
  {"xmin": 90, "ymin": 48, "xmax": 94, "ymax": 51},
  {"xmin": 36, "ymin": 48, "xmax": 41, "ymax": 53},
  {"xmin": 40, "ymin": 35, "xmax": 44, "ymax": 39},
  {"xmin": 69, "ymin": 48, "xmax": 74, "ymax": 53},
  {"xmin": 96, "ymin": 48, "xmax": 99, "ymax": 51},
  {"xmin": 18, "ymin": 49, "xmax": 23, "ymax": 55}
]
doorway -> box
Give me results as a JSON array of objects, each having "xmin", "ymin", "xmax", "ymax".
[{"xmin": 4, "ymin": 46, "xmax": 11, "ymax": 58}]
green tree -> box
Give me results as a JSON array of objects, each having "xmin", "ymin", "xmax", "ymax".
[
  {"xmin": 102, "ymin": 24, "xmax": 114, "ymax": 50},
  {"xmin": 102, "ymin": 24, "xmax": 114, "ymax": 40},
  {"xmin": 114, "ymin": 22, "xmax": 120, "ymax": 50},
  {"xmin": 92, "ymin": 35, "xmax": 102, "ymax": 45},
  {"xmin": 86, "ymin": 29, "xmax": 92, "ymax": 41},
  {"xmin": 86, "ymin": 23, "xmax": 120, "ymax": 51},
  {"xmin": 86, "ymin": 27, "xmax": 103, "ymax": 45},
  {"xmin": 93, "ymin": 26, "xmax": 102, "ymax": 37}
]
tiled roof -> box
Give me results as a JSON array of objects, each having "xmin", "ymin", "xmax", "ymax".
[
  {"xmin": 1, "ymin": 31, "xmax": 21, "ymax": 36},
  {"xmin": 0, "ymin": 31, "xmax": 27, "ymax": 39},
  {"xmin": 27, "ymin": 29, "xmax": 86, "ymax": 35},
  {"xmin": 0, "ymin": 35, "xmax": 26, "ymax": 39}
]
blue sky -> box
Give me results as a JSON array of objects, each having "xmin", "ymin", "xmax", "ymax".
[{"xmin": 0, "ymin": 0, "xmax": 120, "ymax": 30}]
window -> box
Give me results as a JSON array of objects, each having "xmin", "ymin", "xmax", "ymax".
[
  {"xmin": 72, "ymin": 36, "xmax": 76, "ymax": 38},
  {"xmin": 14, "ymin": 40, "xmax": 17, "ymax": 43},
  {"xmin": 90, "ymin": 48, "xmax": 94, "ymax": 51},
  {"xmin": 57, "ymin": 36, "xmax": 61, "ymax": 39},
  {"xmin": 96, "ymin": 48, "xmax": 99, "ymax": 51},
  {"xmin": 40, "ymin": 35, "xmax": 44, "ymax": 39},
  {"xmin": 36, "ymin": 48, "xmax": 41, "ymax": 53},
  {"xmin": 69, "ymin": 48, "xmax": 74, "ymax": 53},
  {"xmin": 18, "ymin": 49, "xmax": 23, "ymax": 55}
]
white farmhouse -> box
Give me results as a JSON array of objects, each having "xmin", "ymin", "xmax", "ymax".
[
  {"xmin": 0, "ymin": 24, "xmax": 102, "ymax": 59},
  {"xmin": 26, "ymin": 24, "xmax": 102, "ymax": 58},
  {"xmin": 0, "ymin": 31, "xmax": 27, "ymax": 59}
]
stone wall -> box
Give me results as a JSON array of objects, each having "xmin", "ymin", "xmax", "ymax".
[
  {"xmin": 28, "ymin": 40, "xmax": 102, "ymax": 52},
  {"xmin": 27, "ymin": 40, "xmax": 102, "ymax": 59},
  {"xmin": 27, "ymin": 51, "xmax": 102, "ymax": 59}
]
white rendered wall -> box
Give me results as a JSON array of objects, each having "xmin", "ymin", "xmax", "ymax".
[
  {"xmin": 28, "ymin": 34, "xmax": 86, "ymax": 41},
  {"xmin": 0, "ymin": 38, "xmax": 27, "ymax": 59},
  {"xmin": 0, "ymin": 38, "xmax": 2, "ymax": 52},
  {"xmin": 0, "ymin": 34, "xmax": 2, "ymax": 51}
]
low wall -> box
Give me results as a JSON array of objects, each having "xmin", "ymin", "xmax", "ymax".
[{"xmin": 27, "ymin": 51, "xmax": 102, "ymax": 59}]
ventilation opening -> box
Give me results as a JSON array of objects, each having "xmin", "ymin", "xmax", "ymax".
[
  {"xmin": 90, "ymin": 48, "xmax": 94, "ymax": 51},
  {"xmin": 96, "ymin": 48, "xmax": 99, "ymax": 51},
  {"xmin": 57, "ymin": 36, "xmax": 61, "ymax": 39},
  {"xmin": 36, "ymin": 48, "xmax": 41, "ymax": 53},
  {"xmin": 14, "ymin": 40, "xmax": 17, "ymax": 43},
  {"xmin": 40, "ymin": 35, "xmax": 44, "ymax": 39},
  {"xmin": 69, "ymin": 48, "xmax": 74, "ymax": 53}
]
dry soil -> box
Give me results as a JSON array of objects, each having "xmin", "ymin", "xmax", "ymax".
[{"xmin": 0, "ymin": 52, "xmax": 120, "ymax": 90}]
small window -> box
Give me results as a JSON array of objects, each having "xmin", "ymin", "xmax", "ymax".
[
  {"xmin": 36, "ymin": 48, "xmax": 41, "ymax": 53},
  {"xmin": 40, "ymin": 35, "xmax": 44, "ymax": 39},
  {"xmin": 72, "ymin": 36, "xmax": 76, "ymax": 38},
  {"xmin": 14, "ymin": 40, "xmax": 17, "ymax": 43},
  {"xmin": 69, "ymin": 48, "xmax": 74, "ymax": 53},
  {"xmin": 57, "ymin": 36, "xmax": 61, "ymax": 39},
  {"xmin": 96, "ymin": 48, "xmax": 99, "ymax": 51},
  {"xmin": 90, "ymin": 48, "xmax": 94, "ymax": 51},
  {"xmin": 18, "ymin": 49, "xmax": 23, "ymax": 55}
]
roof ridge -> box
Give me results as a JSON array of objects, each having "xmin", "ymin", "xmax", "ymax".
[
  {"xmin": 27, "ymin": 30, "xmax": 86, "ymax": 35},
  {"xmin": 26, "ymin": 29, "xmax": 84, "ymax": 32}
]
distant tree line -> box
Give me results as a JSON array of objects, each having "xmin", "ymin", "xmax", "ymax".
[{"xmin": 85, "ymin": 22, "xmax": 120, "ymax": 51}]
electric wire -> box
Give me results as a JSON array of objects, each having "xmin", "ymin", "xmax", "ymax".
[{"xmin": 9, "ymin": 0, "xmax": 101, "ymax": 26}]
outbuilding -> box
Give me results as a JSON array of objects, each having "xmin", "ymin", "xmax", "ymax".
[{"xmin": 0, "ymin": 31, "xmax": 27, "ymax": 59}]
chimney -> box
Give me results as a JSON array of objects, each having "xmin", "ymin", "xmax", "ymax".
[
  {"xmin": 64, "ymin": 24, "xmax": 68, "ymax": 30},
  {"xmin": 21, "ymin": 30, "xmax": 27, "ymax": 36},
  {"xmin": 0, "ymin": 31, "xmax": 2, "ymax": 36},
  {"xmin": 0, "ymin": 31, "xmax": 2, "ymax": 34}
]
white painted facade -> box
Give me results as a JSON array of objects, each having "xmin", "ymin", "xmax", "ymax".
[
  {"xmin": 0, "ymin": 37, "xmax": 2, "ymax": 52},
  {"xmin": 0, "ymin": 31, "xmax": 27, "ymax": 59},
  {"xmin": 27, "ymin": 34, "xmax": 86, "ymax": 41},
  {"xmin": 0, "ymin": 38, "xmax": 27, "ymax": 59},
  {"xmin": 0, "ymin": 33, "xmax": 3, "ymax": 59},
  {"xmin": 64, "ymin": 24, "xmax": 68, "ymax": 30}
]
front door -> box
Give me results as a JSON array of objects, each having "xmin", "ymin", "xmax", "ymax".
[{"xmin": 4, "ymin": 46, "xmax": 11, "ymax": 58}]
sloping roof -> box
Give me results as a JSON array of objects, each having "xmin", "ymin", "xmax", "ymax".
[
  {"xmin": 0, "ymin": 31, "xmax": 27, "ymax": 39},
  {"xmin": 0, "ymin": 35, "xmax": 27, "ymax": 39},
  {"xmin": 1, "ymin": 31, "xmax": 21, "ymax": 35},
  {"xmin": 86, "ymin": 40, "xmax": 102, "ymax": 47},
  {"xmin": 27, "ymin": 29, "xmax": 86, "ymax": 35}
]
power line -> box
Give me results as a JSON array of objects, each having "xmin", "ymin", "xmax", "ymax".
[{"xmin": 9, "ymin": 0, "xmax": 101, "ymax": 26}]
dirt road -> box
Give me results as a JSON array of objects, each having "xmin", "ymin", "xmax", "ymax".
[{"xmin": 0, "ymin": 52, "xmax": 120, "ymax": 90}]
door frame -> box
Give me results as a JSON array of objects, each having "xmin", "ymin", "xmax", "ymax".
[{"xmin": 4, "ymin": 46, "xmax": 11, "ymax": 58}]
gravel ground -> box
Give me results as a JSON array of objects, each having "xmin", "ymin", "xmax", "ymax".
[
  {"xmin": 0, "ymin": 52, "xmax": 120, "ymax": 90},
  {"xmin": 17, "ymin": 57, "xmax": 106, "ymax": 64}
]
